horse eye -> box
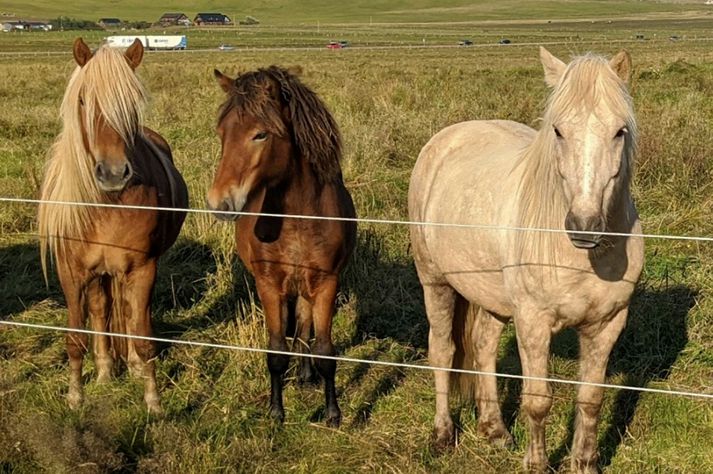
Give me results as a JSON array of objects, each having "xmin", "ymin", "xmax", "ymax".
[
  {"xmin": 553, "ymin": 126, "xmax": 563, "ymax": 138},
  {"xmin": 253, "ymin": 131, "xmax": 268, "ymax": 141},
  {"xmin": 615, "ymin": 127, "xmax": 627, "ymax": 138}
]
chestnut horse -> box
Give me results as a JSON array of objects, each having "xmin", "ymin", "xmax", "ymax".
[
  {"xmin": 207, "ymin": 66, "xmax": 356, "ymax": 427},
  {"xmin": 38, "ymin": 38, "xmax": 188, "ymax": 413},
  {"xmin": 409, "ymin": 48, "xmax": 643, "ymax": 472}
]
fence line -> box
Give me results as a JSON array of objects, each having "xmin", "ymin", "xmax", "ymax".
[
  {"xmin": 1, "ymin": 195, "xmax": 712, "ymax": 401},
  {"xmin": 2, "ymin": 196, "xmax": 713, "ymax": 243},
  {"xmin": 1, "ymin": 320, "xmax": 711, "ymax": 400}
]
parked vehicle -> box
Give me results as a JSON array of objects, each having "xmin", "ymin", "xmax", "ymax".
[
  {"xmin": 459, "ymin": 39, "xmax": 473, "ymax": 46},
  {"xmin": 498, "ymin": 38, "xmax": 511, "ymax": 44}
]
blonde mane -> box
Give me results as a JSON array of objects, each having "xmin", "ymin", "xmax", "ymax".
[
  {"xmin": 38, "ymin": 45, "xmax": 147, "ymax": 278},
  {"xmin": 515, "ymin": 53, "xmax": 637, "ymax": 267}
]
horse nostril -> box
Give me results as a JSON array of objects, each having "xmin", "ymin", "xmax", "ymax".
[
  {"xmin": 219, "ymin": 199, "xmax": 233, "ymax": 213},
  {"xmin": 122, "ymin": 162, "xmax": 133, "ymax": 181},
  {"xmin": 94, "ymin": 162, "xmax": 106, "ymax": 182}
]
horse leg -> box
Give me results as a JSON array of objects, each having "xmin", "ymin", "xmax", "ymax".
[
  {"xmin": 514, "ymin": 309, "xmax": 553, "ymax": 472},
  {"xmin": 57, "ymin": 263, "xmax": 89, "ymax": 409},
  {"xmin": 87, "ymin": 275, "xmax": 113, "ymax": 383},
  {"xmin": 257, "ymin": 282, "xmax": 289, "ymax": 423},
  {"xmin": 474, "ymin": 308, "xmax": 513, "ymax": 447},
  {"xmin": 423, "ymin": 283, "xmax": 457, "ymax": 450},
  {"xmin": 571, "ymin": 308, "xmax": 628, "ymax": 473},
  {"xmin": 311, "ymin": 276, "xmax": 341, "ymax": 427},
  {"xmin": 123, "ymin": 261, "xmax": 161, "ymax": 414},
  {"xmin": 295, "ymin": 295, "xmax": 316, "ymax": 384}
]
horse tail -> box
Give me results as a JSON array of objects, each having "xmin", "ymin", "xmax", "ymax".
[
  {"xmin": 109, "ymin": 277, "xmax": 128, "ymax": 361},
  {"xmin": 450, "ymin": 294, "xmax": 478, "ymax": 401}
]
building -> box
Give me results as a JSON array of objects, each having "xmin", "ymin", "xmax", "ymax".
[
  {"xmin": 158, "ymin": 13, "xmax": 191, "ymax": 26},
  {"xmin": 193, "ymin": 13, "xmax": 232, "ymax": 26},
  {"xmin": 98, "ymin": 18, "xmax": 122, "ymax": 28}
]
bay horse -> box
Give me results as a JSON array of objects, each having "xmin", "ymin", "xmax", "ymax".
[
  {"xmin": 408, "ymin": 48, "xmax": 644, "ymax": 472},
  {"xmin": 38, "ymin": 38, "xmax": 188, "ymax": 413},
  {"xmin": 206, "ymin": 66, "xmax": 356, "ymax": 427}
]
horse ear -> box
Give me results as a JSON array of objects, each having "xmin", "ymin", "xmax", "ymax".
[
  {"xmin": 539, "ymin": 46, "xmax": 566, "ymax": 88},
  {"xmin": 609, "ymin": 50, "xmax": 632, "ymax": 84},
  {"xmin": 73, "ymin": 37, "xmax": 92, "ymax": 67},
  {"xmin": 214, "ymin": 69, "xmax": 235, "ymax": 92},
  {"xmin": 124, "ymin": 38, "xmax": 144, "ymax": 70}
]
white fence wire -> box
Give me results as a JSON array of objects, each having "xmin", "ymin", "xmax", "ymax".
[{"xmin": 1, "ymin": 195, "xmax": 712, "ymax": 401}]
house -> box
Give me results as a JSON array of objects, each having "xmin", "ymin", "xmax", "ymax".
[
  {"xmin": 98, "ymin": 18, "xmax": 122, "ymax": 28},
  {"xmin": 193, "ymin": 13, "xmax": 232, "ymax": 26},
  {"xmin": 158, "ymin": 13, "xmax": 191, "ymax": 26}
]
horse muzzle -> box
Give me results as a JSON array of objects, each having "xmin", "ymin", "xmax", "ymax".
[
  {"xmin": 94, "ymin": 160, "xmax": 133, "ymax": 192},
  {"xmin": 564, "ymin": 211, "xmax": 604, "ymax": 250},
  {"xmin": 206, "ymin": 196, "xmax": 246, "ymax": 222}
]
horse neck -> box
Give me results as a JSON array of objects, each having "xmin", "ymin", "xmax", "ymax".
[{"xmin": 277, "ymin": 150, "xmax": 325, "ymax": 214}]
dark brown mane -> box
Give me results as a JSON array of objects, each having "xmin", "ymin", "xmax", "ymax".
[{"xmin": 219, "ymin": 65, "xmax": 342, "ymax": 184}]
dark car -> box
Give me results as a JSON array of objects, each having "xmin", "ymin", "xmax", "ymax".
[
  {"xmin": 338, "ymin": 40, "xmax": 349, "ymax": 47},
  {"xmin": 498, "ymin": 38, "xmax": 511, "ymax": 45},
  {"xmin": 459, "ymin": 39, "xmax": 473, "ymax": 46}
]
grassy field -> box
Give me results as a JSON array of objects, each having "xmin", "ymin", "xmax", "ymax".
[
  {"xmin": 1, "ymin": 19, "xmax": 713, "ymax": 473},
  {"xmin": 0, "ymin": 0, "xmax": 710, "ymax": 24}
]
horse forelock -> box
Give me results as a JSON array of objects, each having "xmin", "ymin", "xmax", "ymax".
[
  {"xmin": 515, "ymin": 53, "xmax": 637, "ymax": 270},
  {"xmin": 38, "ymin": 45, "xmax": 148, "ymax": 278},
  {"xmin": 219, "ymin": 66, "xmax": 342, "ymax": 184}
]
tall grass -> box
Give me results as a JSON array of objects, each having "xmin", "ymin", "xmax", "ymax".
[{"xmin": 1, "ymin": 29, "xmax": 712, "ymax": 472}]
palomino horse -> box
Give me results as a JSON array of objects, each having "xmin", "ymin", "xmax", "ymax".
[
  {"xmin": 207, "ymin": 66, "xmax": 356, "ymax": 426},
  {"xmin": 408, "ymin": 48, "xmax": 644, "ymax": 472},
  {"xmin": 38, "ymin": 38, "xmax": 188, "ymax": 413}
]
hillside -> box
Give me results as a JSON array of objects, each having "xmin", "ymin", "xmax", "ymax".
[{"xmin": 0, "ymin": 0, "xmax": 709, "ymax": 24}]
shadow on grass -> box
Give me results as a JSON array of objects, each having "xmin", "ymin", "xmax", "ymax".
[{"xmin": 0, "ymin": 241, "xmax": 53, "ymax": 320}]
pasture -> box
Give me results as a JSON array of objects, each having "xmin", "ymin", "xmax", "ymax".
[{"xmin": 1, "ymin": 19, "xmax": 713, "ymax": 473}]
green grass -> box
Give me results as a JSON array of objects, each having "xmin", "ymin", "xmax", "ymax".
[
  {"xmin": 0, "ymin": 0, "xmax": 710, "ymax": 24},
  {"xmin": 1, "ymin": 19, "xmax": 713, "ymax": 473}
]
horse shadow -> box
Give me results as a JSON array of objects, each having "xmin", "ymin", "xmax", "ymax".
[
  {"xmin": 336, "ymin": 229, "xmax": 428, "ymax": 426},
  {"xmin": 0, "ymin": 241, "xmax": 55, "ymax": 321}
]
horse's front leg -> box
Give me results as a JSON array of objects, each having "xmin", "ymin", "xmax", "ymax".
[
  {"xmin": 56, "ymin": 261, "xmax": 90, "ymax": 409},
  {"xmin": 571, "ymin": 308, "xmax": 628, "ymax": 474},
  {"xmin": 256, "ymin": 281, "xmax": 289, "ymax": 423},
  {"xmin": 123, "ymin": 261, "xmax": 161, "ymax": 414},
  {"xmin": 422, "ymin": 282, "xmax": 457, "ymax": 450},
  {"xmin": 514, "ymin": 308, "xmax": 554, "ymax": 472},
  {"xmin": 310, "ymin": 276, "xmax": 341, "ymax": 427}
]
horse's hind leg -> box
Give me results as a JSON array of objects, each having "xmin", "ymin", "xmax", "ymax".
[
  {"xmin": 473, "ymin": 308, "xmax": 513, "ymax": 447},
  {"xmin": 423, "ymin": 282, "xmax": 457, "ymax": 450},
  {"xmin": 57, "ymin": 263, "xmax": 89, "ymax": 409},
  {"xmin": 87, "ymin": 275, "xmax": 113, "ymax": 383},
  {"xmin": 571, "ymin": 308, "xmax": 628, "ymax": 474},
  {"xmin": 295, "ymin": 295, "xmax": 316, "ymax": 384},
  {"xmin": 123, "ymin": 262, "xmax": 161, "ymax": 414},
  {"xmin": 311, "ymin": 276, "xmax": 341, "ymax": 427}
]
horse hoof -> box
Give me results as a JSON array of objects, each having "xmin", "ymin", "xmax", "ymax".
[
  {"xmin": 430, "ymin": 427, "xmax": 455, "ymax": 453},
  {"xmin": 66, "ymin": 391, "xmax": 83, "ymax": 410},
  {"xmin": 523, "ymin": 454, "xmax": 548, "ymax": 473},
  {"xmin": 269, "ymin": 405, "xmax": 285, "ymax": 424},
  {"xmin": 325, "ymin": 410, "xmax": 341, "ymax": 428},
  {"xmin": 479, "ymin": 425, "xmax": 515, "ymax": 449},
  {"xmin": 571, "ymin": 458, "xmax": 599, "ymax": 474}
]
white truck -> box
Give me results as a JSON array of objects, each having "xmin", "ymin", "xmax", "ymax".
[{"xmin": 106, "ymin": 35, "xmax": 187, "ymax": 50}]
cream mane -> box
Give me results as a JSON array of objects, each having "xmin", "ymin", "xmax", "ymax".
[
  {"xmin": 38, "ymin": 45, "xmax": 147, "ymax": 278},
  {"xmin": 514, "ymin": 53, "xmax": 637, "ymax": 267}
]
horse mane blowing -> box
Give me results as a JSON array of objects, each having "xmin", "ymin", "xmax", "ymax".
[
  {"xmin": 38, "ymin": 45, "xmax": 148, "ymax": 277},
  {"xmin": 217, "ymin": 65, "xmax": 343, "ymax": 184}
]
